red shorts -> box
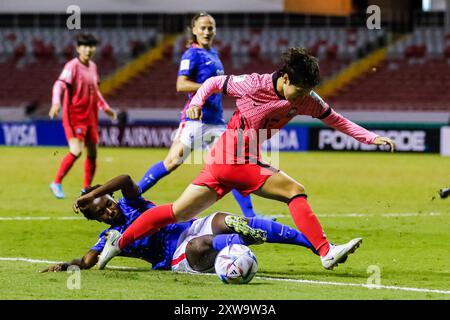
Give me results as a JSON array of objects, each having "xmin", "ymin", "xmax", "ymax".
[
  {"xmin": 192, "ymin": 161, "xmax": 279, "ymax": 199},
  {"xmin": 63, "ymin": 124, "xmax": 99, "ymax": 144}
]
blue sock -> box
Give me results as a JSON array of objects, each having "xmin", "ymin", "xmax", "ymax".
[
  {"xmin": 212, "ymin": 234, "xmax": 246, "ymax": 251},
  {"xmin": 231, "ymin": 189, "xmax": 256, "ymax": 218},
  {"xmin": 138, "ymin": 161, "xmax": 170, "ymax": 194},
  {"xmin": 248, "ymin": 217, "xmax": 313, "ymax": 249}
]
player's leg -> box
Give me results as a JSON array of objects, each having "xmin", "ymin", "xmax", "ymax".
[
  {"xmin": 203, "ymin": 125, "xmax": 259, "ymax": 218},
  {"xmin": 138, "ymin": 126, "xmax": 193, "ymax": 194},
  {"xmin": 82, "ymin": 126, "xmax": 99, "ymax": 191},
  {"xmin": 119, "ymin": 184, "xmax": 218, "ymax": 249},
  {"xmin": 83, "ymin": 140, "xmax": 97, "ymax": 191},
  {"xmin": 50, "ymin": 128, "xmax": 84, "ymax": 199},
  {"xmin": 252, "ymin": 171, "xmax": 329, "ymax": 252},
  {"xmin": 97, "ymin": 167, "xmax": 223, "ymax": 269},
  {"xmin": 184, "ymin": 235, "xmax": 218, "ymax": 272},
  {"xmin": 211, "ymin": 212, "xmax": 314, "ymax": 251},
  {"xmin": 253, "ymin": 171, "xmax": 362, "ymax": 269}
]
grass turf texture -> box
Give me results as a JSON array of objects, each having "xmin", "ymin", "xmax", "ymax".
[{"xmin": 0, "ymin": 146, "xmax": 449, "ymax": 300}]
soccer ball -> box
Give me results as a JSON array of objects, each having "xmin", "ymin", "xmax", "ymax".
[{"xmin": 214, "ymin": 244, "xmax": 258, "ymax": 284}]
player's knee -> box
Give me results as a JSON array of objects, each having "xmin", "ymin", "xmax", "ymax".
[
  {"xmin": 173, "ymin": 210, "xmax": 193, "ymax": 222},
  {"xmin": 69, "ymin": 149, "xmax": 82, "ymax": 158},
  {"xmin": 163, "ymin": 157, "xmax": 182, "ymax": 171},
  {"xmin": 69, "ymin": 145, "xmax": 83, "ymax": 157},
  {"xmin": 286, "ymin": 184, "xmax": 306, "ymax": 199},
  {"xmin": 188, "ymin": 236, "xmax": 213, "ymax": 252}
]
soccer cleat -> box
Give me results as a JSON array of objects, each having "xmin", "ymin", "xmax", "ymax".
[
  {"xmin": 97, "ymin": 229, "xmax": 122, "ymax": 270},
  {"xmin": 224, "ymin": 215, "xmax": 267, "ymax": 244},
  {"xmin": 49, "ymin": 182, "xmax": 65, "ymax": 199},
  {"xmin": 320, "ymin": 237, "xmax": 363, "ymax": 270},
  {"xmin": 439, "ymin": 188, "xmax": 450, "ymax": 199}
]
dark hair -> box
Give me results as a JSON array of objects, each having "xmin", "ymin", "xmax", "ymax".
[
  {"xmin": 75, "ymin": 185, "xmax": 114, "ymax": 220},
  {"xmin": 75, "ymin": 33, "xmax": 98, "ymax": 47},
  {"xmin": 278, "ymin": 48, "xmax": 321, "ymax": 88},
  {"xmin": 185, "ymin": 12, "xmax": 214, "ymax": 48}
]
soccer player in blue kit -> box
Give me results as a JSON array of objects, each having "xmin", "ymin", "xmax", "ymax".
[
  {"xmin": 138, "ymin": 12, "xmax": 259, "ymax": 218},
  {"xmin": 40, "ymin": 174, "xmax": 315, "ymax": 273}
]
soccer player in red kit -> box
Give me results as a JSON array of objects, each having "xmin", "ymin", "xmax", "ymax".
[
  {"xmin": 49, "ymin": 33, "xmax": 117, "ymax": 199},
  {"xmin": 98, "ymin": 48, "xmax": 395, "ymax": 270}
]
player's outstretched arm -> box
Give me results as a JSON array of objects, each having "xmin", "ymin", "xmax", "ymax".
[
  {"xmin": 76, "ymin": 175, "xmax": 140, "ymax": 210},
  {"xmin": 319, "ymin": 108, "xmax": 395, "ymax": 152},
  {"xmin": 40, "ymin": 250, "xmax": 99, "ymax": 272}
]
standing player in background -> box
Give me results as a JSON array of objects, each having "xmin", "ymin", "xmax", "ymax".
[
  {"xmin": 49, "ymin": 33, "xmax": 117, "ymax": 199},
  {"xmin": 98, "ymin": 48, "xmax": 396, "ymax": 271},
  {"xmin": 138, "ymin": 12, "xmax": 259, "ymax": 218}
]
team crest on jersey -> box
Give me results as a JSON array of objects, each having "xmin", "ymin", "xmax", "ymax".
[
  {"xmin": 310, "ymin": 91, "xmax": 327, "ymax": 108},
  {"xmin": 288, "ymin": 107, "xmax": 298, "ymax": 116}
]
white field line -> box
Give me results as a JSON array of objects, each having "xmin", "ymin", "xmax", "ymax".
[
  {"xmin": 1, "ymin": 257, "xmax": 449, "ymax": 296},
  {"xmin": 0, "ymin": 212, "xmax": 443, "ymax": 221}
]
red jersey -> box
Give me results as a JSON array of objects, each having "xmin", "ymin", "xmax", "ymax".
[
  {"xmin": 189, "ymin": 72, "xmax": 379, "ymax": 163},
  {"xmin": 53, "ymin": 58, "xmax": 109, "ymax": 126}
]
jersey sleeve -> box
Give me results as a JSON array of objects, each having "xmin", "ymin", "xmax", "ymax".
[
  {"xmin": 97, "ymin": 89, "xmax": 111, "ymax": 111},
  {"xmin": 223, "ymin": 74, "xmax": 257, "ymax": 99},
  {"xmin": 297, "ymin": 91, "xmax": 331, "ymax": 118},
  {"xmin": 58, "ymin": 61, "xmax": 75, "ymax": 85},
  {"xmin": 178, "ymin": 48, "xmax": 198, "ymax": 78},
  {"xmin": 90, "ymin": 229, "xmax": 109, "ymax": 252},
  {"xmin": 51, "ymin": 80, "xmax": 66, "ymax": 106},
  {"xmin": 320, "ymin": 109, "xmax": 379, "ymax": 144},
  {"xmin": 189, "ymin": 75, "xmax": 227, "ymax": 109},
  {"xmin": 299, "ymin": 91, "xmax": 378, "ymax": 144}
]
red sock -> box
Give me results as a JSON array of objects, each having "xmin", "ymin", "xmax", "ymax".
[
  {"xmin": 54, "ymin": 153, "xmax": 78, "ymax": 184},
  {"xmin": 288, "ymin": 196, "xmax": 330, "ymax": 256},
  {"xmin": 83, "ymin": 156, "xmax": 96, "ymax": 189},
  {"xmin": 118, "ymin": 204, "xmax": 178, "ymax": 249}
]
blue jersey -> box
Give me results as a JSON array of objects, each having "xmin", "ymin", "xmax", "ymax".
[
  {"xmin": 91, "ymin": 196, "xmax": 193, "ymax": 270},
  {"xmin": 178, "ymin": 45, "xmax": 225, "ymax": 125}
]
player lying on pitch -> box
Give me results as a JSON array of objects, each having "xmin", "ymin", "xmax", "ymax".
[{"xmin": 41, "ymin": 174, "xmax": 317, "ymax": 273}]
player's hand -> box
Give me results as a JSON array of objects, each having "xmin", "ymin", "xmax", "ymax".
[
  {"xmin": 186, "ymin": 105, "xmax": 202, "ymax": 120},
  {"xmin": 373, "ymin": 136, "xmax": 395, "ymax": 152},
  {"xmin": 105, "ymin": 108, "xmax": 118, "ymax": 121},
  {"xmin": 75, "ymin": 194, "xmax": 94, "ymax": 212},
  {"xmin": 40, "ymin": 263, "xmax": 68, "ymax": 273},
  {"xmin": 48, "ymin": 104, "xmax": 61, "ymax": 119}
]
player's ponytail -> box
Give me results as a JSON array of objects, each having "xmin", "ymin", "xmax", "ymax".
[
  {"xmin": 278, "ymin": 47, "xmax": 321, "ymax": 88},
  {"xmin": 185, "ymin": 11, "xmax": 214, "ymax": 48}
]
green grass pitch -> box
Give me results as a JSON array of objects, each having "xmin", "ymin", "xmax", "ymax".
[{"xmin": 0, "ymin": 146, "xmax": 449, "ymax": 299}]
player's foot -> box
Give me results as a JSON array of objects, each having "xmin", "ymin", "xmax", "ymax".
[
  {"xmin": 439, "ymin": 187, "xmax": 450, "ymax": 199},
  {"xmin": 49, "ymin": 182, "xmax": 64, "ymax": 199},
  {"xmin": 80, "ymin": 187, "xmax": 89, "ymax": 196},
  {"xmin": 320, "ymin": 237, "xmax": 363, "ymax": 270},
  {"xmin": 225, "ymin": 215, "xmax": 267, "ymax": 244},
  {"xmin": 97, "ymin": 229, "xmax": 122, "ymax": 270}
]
